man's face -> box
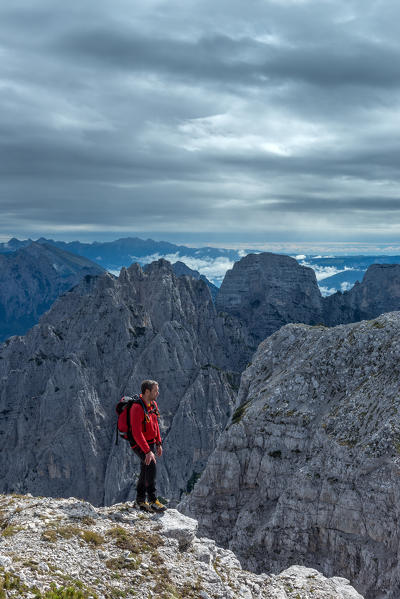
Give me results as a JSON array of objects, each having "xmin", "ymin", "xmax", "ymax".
[{"xmin": 149, "ymin": 384, "xmax": 159, "ymax": 401}]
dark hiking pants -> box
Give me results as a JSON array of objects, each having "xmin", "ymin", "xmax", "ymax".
[{"xmin": 133, "ymin": 442, "xmax": 157, "ymax": 503}]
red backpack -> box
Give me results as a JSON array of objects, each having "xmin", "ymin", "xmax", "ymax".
[{"xmin": 115, "ymin": 395, "xmax": 149, "ymax": 448}]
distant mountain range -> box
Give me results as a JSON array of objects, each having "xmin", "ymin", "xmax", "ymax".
[
  {"xmin": 217, "ymin": 252, "xmax": 400, "ymax": 344},
  {"xmin": 0, "ymin": 242, "xmax": 104, "ymax": 341},
  {"xmin": 317, "ymin": 269, "xmax": 365, "ymax": 292},
  {"xmin": 0, "ymin": 237, "xmax": 241, "ymax": 285},
  {"xmin": 0, "ymin": 242, "xmax": 220, "ymax": 340},
  {"xmin": 2, "ymin": 236, "xmax": 400, "ymax": 292},
  {"xmin": 300, "ymin": 255, "xmax": 400, "ymax": 294}
]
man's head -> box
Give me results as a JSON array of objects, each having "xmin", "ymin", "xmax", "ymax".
[{"xmin": 141, "ymin": 379, "xmax": 159, "ymax": 402}]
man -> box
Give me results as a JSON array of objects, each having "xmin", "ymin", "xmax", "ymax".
[{"xmin": 131, "ymin": 379, "xmax": 166, "ymax": 512}]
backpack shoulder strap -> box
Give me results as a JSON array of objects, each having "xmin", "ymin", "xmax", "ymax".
[
  {"xmin": 131, "ymin": 395, "xmax": 150, "ymax": 432},
  {"xmin": 136, "ymin": 396, "xmax": 148, "ymax": 414},
  {"xmin": 126, "ymin": 400, "xmax": 134, "ymax": 445}
]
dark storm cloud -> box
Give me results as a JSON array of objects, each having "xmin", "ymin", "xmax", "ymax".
[
  {"xmin": 53, "ymin": 27, "xmax": 400, "ymax": 89},
  {"xmin": 0, "ymin": 137, "xmax": 206, "ymax": 182},
  {"xmin": 1, "ymin": 0, "xmax": 400, "ymax": 241}
]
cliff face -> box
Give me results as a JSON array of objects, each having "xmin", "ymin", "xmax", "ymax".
[
  {"xmin": 181, "ymin": 313, "xmax": 400, "ymax": 599},
  {"xmin": 216, "ymin": 253, "xmax": 324, "ymax": 343},
  {"xmin": 0, "ymin": 242, "xmax": 104, "ymax": 341},
  {"xmin": 172, "ymin": 260, "xmax": 219, "ymax": 301},
  {"xmin": 216, "ymin": 253, "xmax": 400, "ymax": 342},
  {"xmin": 324, "ymin": 264, "xmax": 400, "ymax": 325},
  {"xmin": 0, "ymin": 260, "xmax": 253, "ymax": 506}
]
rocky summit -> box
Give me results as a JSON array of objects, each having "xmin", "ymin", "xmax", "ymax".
[
  {"xmin": 216, "ymin": 253, "xmax": 324, "ymax": 344},
  {"xmin": 181, "ymin": 312, "xmax": 400, "ymax": 599},
  {"xmin": 323, "ymin": 264, "xmax": 400, "ymax": 326},
  {"xmin": 0, "ymin": 493, "xmax": 363, "ymax": 598},
  {"xmin": 171, "ymin": 261, "xmax": 218, "ymax": 302},
  {"xmin": 0, "ymin": 259, "xmax": 253, "ymax": 506},
  {"xmin": 215, "ymin": 253, "xmax": 400, "ymax": 343}
]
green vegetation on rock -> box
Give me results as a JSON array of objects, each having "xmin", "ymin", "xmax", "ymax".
[{"xmin": 231, "ymin": 399, "xmax": 252, "ymax": 425}]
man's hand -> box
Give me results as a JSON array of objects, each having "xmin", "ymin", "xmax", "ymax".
[
  {"xmin": 156, "ymin": 445, "xmax": 163, "ymax": 458},
  {"xmin": 145, "ymin": 451, "xmax": 156, "ymax": 465}
]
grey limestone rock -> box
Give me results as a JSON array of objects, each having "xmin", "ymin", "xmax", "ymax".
[
  {"xmin": 172, "ymin": 260, "xmax": 219, "ymax": 302},
  {"xmin": 0, "ymin": 259, "xmax": 252, "ymax": 505},
  {"xmin": 181, "ymin": 312, "xmax": 400, "ymax": 599},
  {"xmin": 216, "ymin": 253, "xmax": 400, "ymax": 342},
  {"xmin": 216, "ymin": 253, "xmax": 324, "ymax": 344},
  {"xmin": 0, "ymin": 492, "xmax": 364, "ymax": 599},
  {"xmin": 324, "ymin": 264, "xmax": 400, "ymax": 326},
  {"xmin": 157, "ymin": 508, "xmax": 197, "ymax": 549}
]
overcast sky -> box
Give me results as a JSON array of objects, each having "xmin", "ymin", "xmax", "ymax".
[{"xmin": 1, "ymin": 0, "xmax": 400, "ymax": 246}]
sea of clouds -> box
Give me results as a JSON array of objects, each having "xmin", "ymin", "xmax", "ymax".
[{"xmin": 109, "ymin": 252, "xmax": 237, "ymax": 286}]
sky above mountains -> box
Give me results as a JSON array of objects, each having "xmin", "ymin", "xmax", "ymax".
[{"xmin": 1, "ymin": 0, "xmax": 400, "ymax": 244}]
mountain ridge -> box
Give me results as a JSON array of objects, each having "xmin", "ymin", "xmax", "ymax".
[
  {"xmin": 181, "ymin": 312, "xmax": 400, "ymax": 599},
  {"xmin": 216, "ymin": 252, "xmax": 400, "ymax": 343},
  {"xmin": 0, "ymin": 242, "xmax": 104, "ymax": 341},
  {"xmin": 0, "ymin": 259, "xmax": 253, "ymax": 505}
]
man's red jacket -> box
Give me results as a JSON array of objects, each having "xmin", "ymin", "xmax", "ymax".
[{"xmin": 130, "ymin": 399, "xmax": 162, "ymax": 454}]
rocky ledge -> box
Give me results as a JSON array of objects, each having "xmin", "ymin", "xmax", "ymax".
[{"xmin": 0, "ymin": 494, "xmax": 362, "ymax": 598}]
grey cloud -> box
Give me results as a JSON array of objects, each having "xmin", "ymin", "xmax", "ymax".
[
  {"xmin": 1, "ymin": 0, "xmax": 400, "ymax": 241},
  {"xmin": 52, "ymin": 29, "xmax": 259, "ymax": 86},
  {"xmin": 255, "ymin": 196, "xmax": 400, "ymax": 214},
  {"xmin": 0, "ymin": 138, "xmax": 205, "ymax": 182},
  {"xmin": 51, "ymin": 27, "xmax": 400, "ymax": 90}
]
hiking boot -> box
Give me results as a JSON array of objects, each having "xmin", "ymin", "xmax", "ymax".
[
  {"xmin": 149, "ymin": 499, "xmax": 167, "ymax": 512},
  {"xmin": 137, "ymin": 500, "xmax": 153, "ymax": 512}
]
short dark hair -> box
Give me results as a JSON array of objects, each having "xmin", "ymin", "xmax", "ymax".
[{"xmin": 141, "ymin": 379, "xmax": 158, "ymax": 394}]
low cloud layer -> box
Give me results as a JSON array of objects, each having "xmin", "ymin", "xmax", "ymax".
[{"xmin": 1, "ymin": 0, "xmax": 400, "ymax": 242}]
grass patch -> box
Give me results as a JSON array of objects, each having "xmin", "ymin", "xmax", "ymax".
[
  {"xmin": 106, "ymin": 526, "xmax": 163, "ymax": 553},
  {"xmin": 81, "ymin": 530, "xmax": 104, "ymax": 546},
  {"xmin": 104, "ymin": 588, "xmax": 128, "ymax": 599},
  {"xmin": 1, "ymin": 525, "xmax": 23, "ymax": 537},
  {"xmin": 23, "ymin": 559, "xmax": 40, "ymax": 572},
  {"xmin": 41, "ymin": 525, "xmax": 104, "ymax": 547},
  {"xmin": 231, "ymin": 399, "xmax": 252, "ymax": 425},
  {"xmin": 150, "ymin": 550, "xmax": 164, "ymax": 565},
  {"xmin": 42, "ymin": 529, "xmax": 58, "ymax": 543},
  {"xmin": 186, "ymin": 471, "xmax": 201, "ymax": 494},
  {"xmin": 370, "ymin": 320, "xmax": 385, "ymax": 329},
  {"xmin": 41, "ymin": 583, "xmax": 95, "ymax": 599},
  {"xmin": 0, "ymin": 570, "xmax": 98, "ymax": 599},
  {"xmin": 78, "ymin": 516, "xmax": 96, "ymax": 526},
  {"xmin": 54, "ymin": 525, "xmax": 83, "ymax": 539},
  {"xmin": 0, "ymin": 510, "xmax": 8, "ymax": 529},
  {"xmin": 105, "ymin": 556, "xmax": 141, "ymax": 571},
  {"xmin": 152, "ymin": 574, "xmax": 203, "ymax": 599},
  {"xmin": 1, "ymin": 570, "xmax": 26, "ymax": 598},
  {"xmin": 152, "ymin": 581, "xmax": 181, "ymax": 599}
]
